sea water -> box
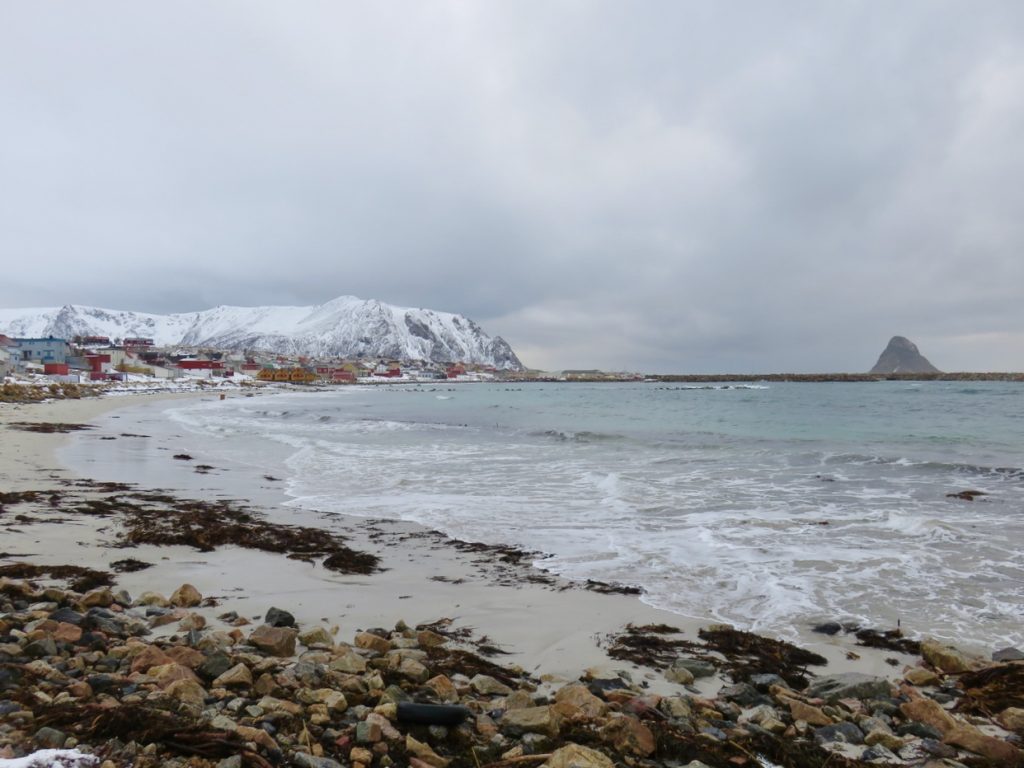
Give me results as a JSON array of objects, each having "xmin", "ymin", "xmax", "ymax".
[{"xmin": 143, "ymin": 381, "xmax": 1021, "ymax": 649}]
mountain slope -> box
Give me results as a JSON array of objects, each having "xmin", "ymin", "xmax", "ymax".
[{"xmin": 0, "ymin": 296, "xmax": 523, "ymax": 370}]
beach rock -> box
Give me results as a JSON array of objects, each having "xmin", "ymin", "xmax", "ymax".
[
  {"xmin": 901, "ymin": 697, "xmax": 957, "ymax": 733},
  {"xmin": 998, "ymin": 707, "xmax": 1024, "ymax": 732},
  {"xmin": 330, "ymin": 651, "xmax": 367, "ymax": 674},
  {"xmin": 23, "ymin": 637, "xmax": 57, "ymax": 658},
  {"xmin": 814, "ymin": 721, "xmax": 865, "ymax": 745},
  {"xmin": 53, "ymin": 622, "xmax": 82, "ymax": 644},
  {"xmin": 812, "ymin": 622, "xmax": 843, "ymax": 635},
  {"xmin": 264, "ymin": 606, "xmax": 296, "ymax": 628},
  {"xmin": 600, "ymin": 714, "xmax": 656, "ymax": 757},
  {"xmin": 80, "ymin": 587, "xmax": 114, "ymax": 608},
  {"xmin": 212, "ymin": 663, "xmax": 253, "ymax": 688},
  {"xmin": 168, "ymin": 583, "xmax": 202, "ymax": 608},
  {"xmin": 129, "ymin": 644, "xmax": 173, "ymax": 674},
  {"xmin": 299, "ymin": 627, "xmax": 333, "ymax": 647},
  {"xmin": 501, "ymin": 705, "xmax": 561, "ymax": 737},
  {"xmin": 293, "ymin": 754, "xmax": 343, "ymax": 768},
  {"xmin": 471, "ymin": 674, "xmax": 513, "ymax": 696},
  {"xmin": 543, "ymin": 743, "xmax": 615, "ymax": 768},
  {"xmin": 34, "ymin": 726, "xmax": 67, "ymax": 748},
  {"xmin": 865, "ymin": 728, "xmax": 905, "ymax": 750},
  {"xmin": 805, "ymin": 673, "xmax": 891, "ymax": 703},
  {"xmin": 906, "ymin": 667, "xmax": 942, "ymax": 686},
  {"xmin": 921, "ymin": 639, "xmax": 979, "ymax": 674},
  {"xmin": 416, "ymin": 629, "xmax": 447, "ymax": 648},
  {"xmin": 405, "ymin": 734, "xmax": 450, "ymax": 767},
  {"xmin": 553, "ymin": 683, "xmax": 608, "ymax": 719},
  {"xmin": 354, "ymin": 632, "xmax": 391, "ymax": 655},
  {"xmin": 166, "ymin": 678, "xmax": 207, "ymax": 714},
  {"xmin": 424, "ymin": 674, "xmax": 458, "ymax": 703},
  {"xmin": 150, "ymin": 662, "xmax": 200, "ymax": 689},
  {"xmin": 136, "ymin": 592, "xmax": 169, "ymax": 607},
  {"xmin": 671, "ymin": 657, "xmax": 717, "ymax": 678},
  {"xmin": 664, "ymin": 663, "xmax": 694, "ymax": 685},
  {"xmin": 946, "ymin": 724, "xmax": 1024, "ymax": 763},
  {"xmin": 249, "ymin": 625, "xmax": 297, "ymax": 657},
  {"xmin": 788, "ymin": 699, "xmax": 833, "ymax": 726}
]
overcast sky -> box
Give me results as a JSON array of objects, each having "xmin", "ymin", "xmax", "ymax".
[{"xmin": 2, "ymin": 2, "xmax": 1022, "ymax": 372}]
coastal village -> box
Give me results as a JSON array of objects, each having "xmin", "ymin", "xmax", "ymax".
[{"xmin": 0, "ymin": 334, "xmax": 517, "ymax": 387}]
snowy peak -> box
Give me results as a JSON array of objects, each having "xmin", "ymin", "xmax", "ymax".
[{"xmin": 0, "ymin": 297, "xmax": 524, "ymax": 370}]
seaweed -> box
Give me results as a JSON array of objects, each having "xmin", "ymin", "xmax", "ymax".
[
  {"xmin": 605, "ymin": 623, "xmax": 700, "ymax": 669},
  {"xmin": 0, "ymin": 563, "xmax": 113, "ymax": 592},
  {"xmin": 854, "ymin": 627, "xmax": 920, "ymax": 654},
  {"xmin": 110, "ymin": 557, "xmax": 154, "ymax": 573},
  {"xmin": 698, "ymin": 627, "xmax": 827, "ymax": 690},
  {"xmin": 956, "ymin": 663, "xmax": 1024, "ymax": 717},
  {"xmin": 7, "ymin": 422, "xmax": 94, "ymax": 433}
]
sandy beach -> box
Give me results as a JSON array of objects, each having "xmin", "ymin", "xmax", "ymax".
[
  {"xmin": 3, "ymin": 389, "xmax": 1022, "ymax": 767},
  {"xmin": 2, "ymin": 389, "xmax": 918, "ymax": 685}
]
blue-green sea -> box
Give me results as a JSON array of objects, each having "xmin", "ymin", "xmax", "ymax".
[{"xmin": 154, "ymin": 380, "xmax": 1023, "ymax": 649}]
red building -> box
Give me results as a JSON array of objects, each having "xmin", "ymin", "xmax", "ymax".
[{"xmin": 44, "ymin": 363, "xmax": 70, "ymax": 375}]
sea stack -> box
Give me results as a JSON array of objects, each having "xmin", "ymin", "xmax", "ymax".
[{"xmin": 869, "ymin": 336, "xmax": 941, "ymax": 374}]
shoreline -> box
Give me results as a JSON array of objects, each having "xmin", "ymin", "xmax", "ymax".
[{"xmin": 2, "ymin": 390, "xmax": 1023, "ymax": 766}]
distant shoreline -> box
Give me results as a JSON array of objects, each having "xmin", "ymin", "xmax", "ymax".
[{"xmin": 496, "ymin": 371, "xmax": 1024, "ymax": 383}]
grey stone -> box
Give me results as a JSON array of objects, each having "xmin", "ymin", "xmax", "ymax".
[
  {"xmin": 672, "ymin": 658, "xmax": 717, "ymax": 678},
  {"xmin": 216, "ymin": 757, "xmax": 243, "ymax": 768},
  {"xmin": 34, "ymin": 726, "xmax": 66, "ymax": 748},
  {"xmin": 812, "ymin": 621, "xmax": 843, "ymax": 635},
  {"xmin": 815, "ymin": 721, "xmax": 865, "ymax": 745},
  {"xmin": 23, "ymin": 637, "xmax": 57, "ymax": 657},
  {"xmin": 861, "ymin": 744, "xmax": 897, "ymax": 762},
  {"xmin": 805, "ymin": 673, "xmax": 891, "ymax": 703},
  {"xmin": 718, "ymin": 682, "xmax": 769, "ymax": 707},
  {"xmin": 292, "ymin": 754, "xmax": 344, "ymax": 768},
  {"xmin": 264, "ymin": 606, "xmax": 296, "ymax": 628}
]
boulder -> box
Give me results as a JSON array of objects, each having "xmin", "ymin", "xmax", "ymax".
[
  {"xmin": 805, "ymin": 673, "xmax": 891, "ymax": 703},
  {"xmin": 169, "ymin": 584, "xmax": 202, "ymax": 608},
  {"xmin": 600, "ymin": 714, "xmax": 656, "ymax": 757},
  {"xmin": 129, "ymin": 645, "xmax": 174, "ymax": 674},
  {"xmin": 921, "ymin": 639, "xmax": 980, "ymax": 674},
  {"xmin": 905, "ymin": 667, "xmax": 941, "ymax": 686},
  {"xmin": 330, "ymin": 651, "xmax": 367, "ymax": 674},
  {"xmin": 501, "ymin": 705, "xmax": 561, "ymax": 737},
  {"xmin": 543, "ymin": 743, "xmax": 615, "ymax": 768},
  {"xmin": 165, "ymin": 678, "xmax": 206, "ymax": 714},
  {"xmin": 212, "ymin": 663, "xmax": 253, "ymax": 688},
  {"xmin": 298, "ymin": 626, "xmax": 334, "ymax": 647},
  {"xmin": 264, "ymin": 606, "xmax": 295, "ymax": 628},
  {"xmin": 249, "ymin": 625, "xmax": 297, "ymax": 657},
  {"xmin": 354, "ymin": 632, "xmax": 391, "ymax": 655},
  {"xmin": 405, "ymin": 734, "xmax": 450, "ymax": 767},
  {"xmin": 553, "ymin": 683, "xmax": 608, "ymax": 719},
  {"xmin": 788, "ymin": 699, "xmax": 833, "ymax": 726},
  {"xmin": 998, "ymin": 707, "xmax": 1024, "ymax": 732},
  {"xmin": 471, "ymin": 674, "xmax": 513, "ymax": 696}
]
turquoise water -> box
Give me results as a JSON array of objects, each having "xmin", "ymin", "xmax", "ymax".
[{"xmin": 159, "ymin": 380, "xmax": 1023, "ymax": 650}]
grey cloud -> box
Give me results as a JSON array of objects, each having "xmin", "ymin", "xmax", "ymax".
[{"xmin": 1, "ymin": 1, "xmax": 1022, "ymax": 371}]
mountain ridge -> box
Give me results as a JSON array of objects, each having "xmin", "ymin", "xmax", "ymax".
[{"xmin": 0, "ymin": 296, "xmax": 524, "ymax": 370}]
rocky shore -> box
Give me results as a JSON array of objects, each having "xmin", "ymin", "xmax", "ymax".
[
  {"xmin": 3, "ymin": 393, "xmax": 1023, "ymax": 767},
  {"xmin": 1, "ymin": 574, "xmax": 1023, "ymax": 768}
]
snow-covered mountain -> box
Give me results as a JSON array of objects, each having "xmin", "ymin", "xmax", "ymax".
[{"xmin": 0, "ymin": 296, "xmax": 524, "ymax": 370}]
